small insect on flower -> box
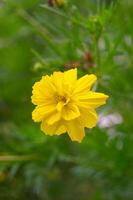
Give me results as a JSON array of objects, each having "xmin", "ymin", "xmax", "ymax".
[{"xmin": 31, "ymin": 69, "xmax": 108, "ymax": 142}]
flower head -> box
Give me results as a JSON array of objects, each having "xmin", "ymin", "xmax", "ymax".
[
  {"xmin": 48, "ymin": 0, "xmax": 65, "ymax": 7},
  {"xmin": 31, "ymin": 69, "xmax": 108, "ymax": 142}
]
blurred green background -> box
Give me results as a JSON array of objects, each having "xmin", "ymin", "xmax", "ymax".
[{"xmin": 0, "ymin": 0, "xmax": 133, "ymax": 199}]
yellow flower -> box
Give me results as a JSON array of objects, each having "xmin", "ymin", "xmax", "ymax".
[{"xmin": 31, "ymin": 69, "xmax": 108, "ymax": 142}]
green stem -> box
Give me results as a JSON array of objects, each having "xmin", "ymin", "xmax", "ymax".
[
  {"xmin": 17, "ymin": 9, "xmax": 62, "ymax": 56},
  {"xmin": 40, "ymin": 4, "xmax": 87, "ymax": 29},
  {"xmin": 97, "ymin": 0, "xmax": 100, "ymax": 14},
  {"xmin": 94, "ymin": 36, "xmax": 101, "ymax": 74}
]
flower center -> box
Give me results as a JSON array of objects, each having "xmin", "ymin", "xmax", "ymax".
[{"xmin": 55, "ymin": 95, "xmax": 69, "ymax": 104}]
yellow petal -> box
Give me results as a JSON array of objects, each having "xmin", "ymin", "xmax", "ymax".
[
  {"xmin": 77, "ymin": 92, "xmax": 109, "ymax": 108},
  {"xmin": 64, "ymin": 68, "xmax": 77, "ymax": 85},
  {"xmin": 62, "ymin": 103, "xmax": 80, "ymax": 120},
  {"xmin": 56, "ymin": 101, "xmax": 65, "ymax": 112},
  {"xmin": 31, "ymin": 75, "xmax": 56, "ymax": 105},
  {"xmin": 52, "ymin": 71, "xmax": 64, "ymax": 94},
  {"xmin": 41, "ymin": 120, "xmax": 66, "ymax": 136},
  {"xmin": 32, "ymin": 104, "xmax": 55, "ymax": 122},
  {"xmin": 46, "ymin": 111, "xmax": 61, "ymax": 125},
  {"xmin": 73, "ymin": 74, "xmax": 97, "ymax": 95},
  {"xmin": 32, "ymin": 107, "xmax": 43, "ymax": 122},
  {"xmin": 31, "ymin": 81, "xmax": 44, "ymax": 105},
  {"xmin": 66, "ymin": 120, "xmax": 85, "ymax": 142},
  {"xmin": 60, "ymin": 69, "xmax": 77, "ymax": 94},
  {"xmin": 79, "ymin": 107, "xmax": 98, "ymax": 128}
]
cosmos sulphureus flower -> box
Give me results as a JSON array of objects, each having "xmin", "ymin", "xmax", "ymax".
[{"xmin": 31, "ymin": 69, "xmax": 108, "ymax": 142}]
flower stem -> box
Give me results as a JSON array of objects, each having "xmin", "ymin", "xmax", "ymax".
[{"xmin": 94, "ymin": 36, "xmax": 101, "ymax": 74}]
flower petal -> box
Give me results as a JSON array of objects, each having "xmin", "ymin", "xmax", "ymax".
[
  {"xmin": 46, "ymin": 111, "xmax": 61, "ymax": 125},
  {"xmin": 32, "ymin": 104, "xmax": 55, "ymax": 122},
  {"xmin": 31, "ymin": 75, "xmax": 56, "ymax": 105},
  {"xmin": 76, "ymin": 92, "xmax": 109, "ymax": 108},
  {"xmin": 66, "ymin": 120, "xmax": 85, "ymax": 142},
  {"xmin": 73, "ymin": 74, "xmax": 97, "ymax": 95},
  {"xmin": 61, "ymin": 69, "xmax": 77, "ymax": 94},
  {"xmin": 41, "ymin": 120, "xmax": 66, "ymax": 136},
  {"xmin": 56, "ymin": 101, "xmax": 65, "ymax": 112},
  {"xmin": 52, "ymin": 71, "xmax": 64, "ymax": 94},
  {"xmin": 64, "ymin": 68, "xmax": 77, "ymax": 85},
  {"xmin": 79, "ymin": 107, "xmax": 98, "ymax": 128},
  {"xmin": 62, "ymin": 103, "xmax": 80, "ymax": 120}
]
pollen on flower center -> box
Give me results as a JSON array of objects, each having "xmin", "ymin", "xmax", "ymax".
[{"xmin": 55, "ymin": 94, "xmax": 69, "ymax": 104}]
